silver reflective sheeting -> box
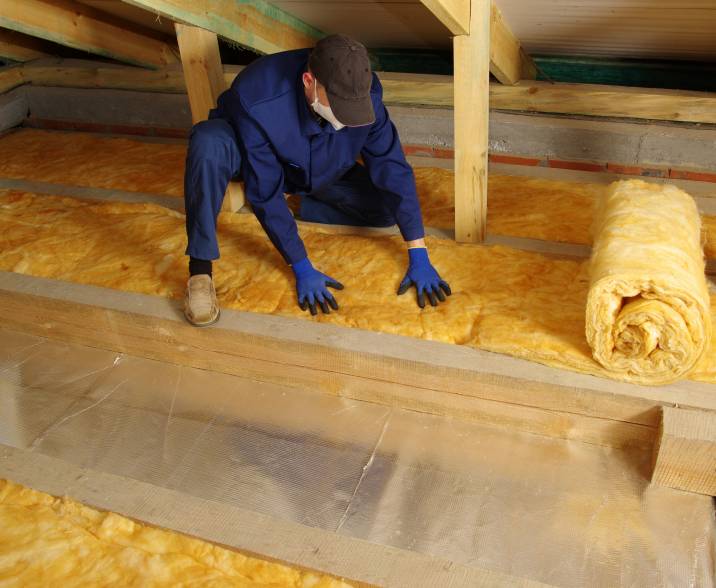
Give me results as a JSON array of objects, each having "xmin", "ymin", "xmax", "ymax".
[{"xmin": 1, "ymin": 327, "xmax": 714, "ymax": 587}]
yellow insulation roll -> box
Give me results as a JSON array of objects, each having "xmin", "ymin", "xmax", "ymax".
[{"xmin": 586, "ymin": 180, "xmax": 711, "ymax": 385}]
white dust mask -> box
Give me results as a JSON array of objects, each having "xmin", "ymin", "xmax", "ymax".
[{"xmin": 311, "ymin": 79, "xmax": 345, "ymax": 131}]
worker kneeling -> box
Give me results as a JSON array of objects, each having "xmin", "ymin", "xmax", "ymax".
[{"xmin": 183, "ymin": 34, "xmax": 451, "ymax": 326}]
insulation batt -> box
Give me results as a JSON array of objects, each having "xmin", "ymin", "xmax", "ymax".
[
  {"xmin": 1, "ymin": 130, "xmax": 716, "ymax": 258},
  {"xmin": 586, "ymin": 180, "xmax": 711, "ymax": 384},
  {"xmin": 0, "ymin": 479, "xmax": 353, "ymax": 587},
  {"xmin": 1, "ymin": 189, "xmax": 715, "ymax": 385}
]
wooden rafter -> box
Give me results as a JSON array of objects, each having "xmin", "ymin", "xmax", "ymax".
[
  {"xmin": 420, "ymin": 0, "xmax": 536, "ymax": 85},
  {"xmin": 120, "ymin": 0, "xmax": 323, "ymax": 55},
  {"xmin": 489, "ymin": 2, "xmax": 536, "ymax": 84},
  {"xmin": 419, "ymin": 0, "xmax": 470, "ymax": 36},
  {"xmin": 0, "ymin": 29, "xmax": 53, "ymax": 63},
  {"xmin": 0, "ymin": 0, "xmax": 178, "ymax": 69}
]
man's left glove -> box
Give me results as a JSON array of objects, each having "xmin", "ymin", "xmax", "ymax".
[
  {"xmin": 292, "ymin": 257, "xmax": 344, "ymax": 315},
  {"xmin": 397, "ymin": 247, "xmax": 451, "ymax": 308}
]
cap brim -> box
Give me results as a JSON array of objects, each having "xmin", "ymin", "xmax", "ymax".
[{"xmin": 327, "ymin": 91, "xmax": 375, "ymax": 127}]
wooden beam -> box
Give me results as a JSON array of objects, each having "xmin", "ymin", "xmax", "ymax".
[
  {"xmin": 21, "ymin": 59, "xmax": 190, "ymax": 93},
  {"xmin": 488, "ymin": 81, "xmax": 716, "ymax": 124},
  {"xmin": 420, "ymin": 1, "xmax": 535, "ymax": 84},
  {"xmin": 0, "ymin": 64, "xmax": 24, "ymax": 94},
  {"xmin": 175, "ymin": 23, "xmax": 244, "ymax": 212},
  {"xmin": 20, "ymin": 61, "xmax": 716, "ymax": 126},
  {"xmin": 0, "ymin": 0, "xmax": 178, "ymax": 68},
  {"xmin": 0, "ymin": 446, "xmax": 550, "ymax": 588},
  {"xmin": 652, "ymin": 406, "xmax": 716, "ymax": 496},
  {"xmin": 175, "ymin": 24, "xmax": 225, "ymax": 124},
  {"xmin": 453, "ymin": 0, "xmax": 490, "ymax": 243},
  {"xmin": 0, "ymin": 29, "xmax": 52, "ymax": 62},
  {"xmin": 379, "ymin": 74, "xmax": 716, "ymax": 126},
  {"xmin": 121, "ymin": 0, "xmax": 322, "ymax": 55},
  {"xmin": 4, "ymin": 271, "xmax": 716, "ymax": 451},
  {"xmin": 489, "ymin": 2, "xmax": 536, "ymax": 84},
  {"xmin": 419, "ymin": 0, "xmax": 470, "ymax": 35}
]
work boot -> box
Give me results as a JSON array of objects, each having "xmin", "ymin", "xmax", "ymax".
[{"xmin": 184, "ymin": 274, "xmax": 220, "ymax": 327}]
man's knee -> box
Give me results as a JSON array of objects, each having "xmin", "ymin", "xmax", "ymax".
[{"xmin": 188, "ymin": 119, "xmax": 237, "ymax": 158}]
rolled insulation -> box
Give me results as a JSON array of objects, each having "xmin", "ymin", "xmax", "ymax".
[{"xmin": 586, "ymin": 180, "xmax": 711, "ymax": 385}]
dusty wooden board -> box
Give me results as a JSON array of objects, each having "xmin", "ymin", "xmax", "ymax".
[
  {"xmin": 0, "ymin": 445, "xmax": 547, "ymax": 588},
  {"xmin": 2, "ymin": 271, "xmax": 716, "ymax": 450},
  {"xmin": 652, "ymin": 406, "xmax": 716, "ymax": 496},
  {"xmin": 0, "ymin": 0, "xmax": 178, "ymax": 69},
  {"xmin": 18, "ymin": 60, "xmax": 716, "ymax": 125}
]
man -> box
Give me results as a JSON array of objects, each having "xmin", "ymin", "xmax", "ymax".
[{"xmin": 183, "ymin": 34, "xmax": 451, "ymax": 326}]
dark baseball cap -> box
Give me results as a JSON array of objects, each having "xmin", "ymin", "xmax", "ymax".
[{"xmin": 308, "ymin": 34, "xmax": 375, "ymax": 127}]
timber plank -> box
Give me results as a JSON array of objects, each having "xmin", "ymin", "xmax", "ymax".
[
  {"xmin": 18, "ymin": 61, "xmax": 716, "ymax": 126},
  {"xmin": 1, "ymin": 271, "xmax": 714, "ymax": 450},
  {"xmin": 0, "ymin": 445, "xmax": 547, "ymax": 588}
]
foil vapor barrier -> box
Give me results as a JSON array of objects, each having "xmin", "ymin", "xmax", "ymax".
[{"xmin": 0, "ymin": 327, "xmax": 714, "ymax": 587}]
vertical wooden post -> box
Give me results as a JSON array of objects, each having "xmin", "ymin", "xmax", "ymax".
[
  {"xmin": 453, "ymin": 0, "xmax": 490, "ymax": 243},
  {"xmin": 175, "ymin": 22, "xmax": 245, "ymax": 212}
]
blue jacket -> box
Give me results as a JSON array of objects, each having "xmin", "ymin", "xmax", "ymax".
[{"xmin": 213, "ymin": 49, "xmax": 425, "ymax": 265}]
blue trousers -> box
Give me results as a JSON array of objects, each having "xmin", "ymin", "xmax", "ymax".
[{"xmin": 184, "ymin": 118, "xmax": 396, "ymax": 261}]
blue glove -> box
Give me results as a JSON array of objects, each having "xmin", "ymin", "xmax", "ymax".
[
  {"xmin": 397, "ymin": 247, "xmax": 451, "ymax": 308},
  {"xmin": 292, "ymin": 257, "xmax": 344, "ymax": 315}
]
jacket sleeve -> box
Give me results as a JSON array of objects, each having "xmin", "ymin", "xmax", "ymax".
[
  {"xmin": 219, "ymin": 90, "xmax": 308, "ymax": 265},
  {"xmin": 360, "ymin": 80, "xmax": 425, "ymax": 242}
]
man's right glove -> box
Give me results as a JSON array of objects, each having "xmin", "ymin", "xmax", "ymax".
[
  {"xmin": 291, "ymin": 257, "xmax": 344, "ymax": 315},
  {"xmin": 397, "ymin": 247, "xmax": 451, "ymax": 308}
]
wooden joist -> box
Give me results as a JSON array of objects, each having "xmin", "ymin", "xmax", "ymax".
[
  {"xmin": 175, "ymin": 24, "xmax": 244, "ymax": 212},
  {"xmin": 3, "ymin": 270, "xmax": 716, "ymax": 454},
  {"xmin": 0, "ymin": 446, "xmax": 550, "ymax": 588},
  {"xmin": 0, "ymin": 29, "xmax": 53, "ymax": 63},
  {"xmin": 0, "ymin": 0, "xmax": 178, "ymax": 69},
  {"xmin": 120, "ymin": 0, "xmax": 322, "ymax": 55},
  {"xmin": 652, "ymin": 407, "xmax": 716, "ymax": 496},
  {"xmin": 16, "ymin": 61, "xmax": 716, "ymax": 126},
  {"xmin": 453, "ymin": 0, "xmax": 490, "ymax": 243}
]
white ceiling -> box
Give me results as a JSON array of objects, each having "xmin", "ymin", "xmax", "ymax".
[{"xmin": 497, "ymin": 0, "xmax": 716, "ymax": 61}]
